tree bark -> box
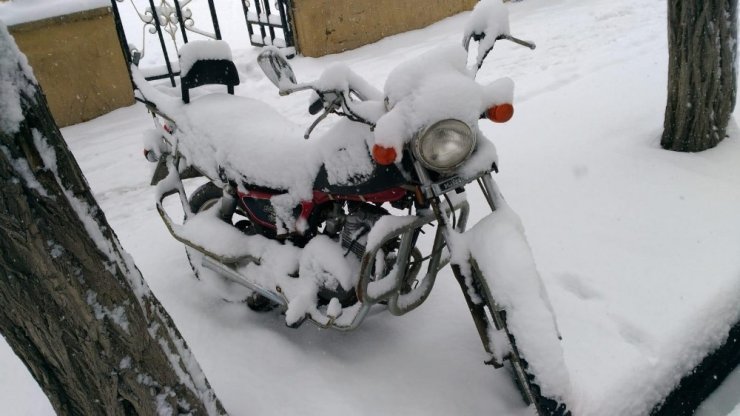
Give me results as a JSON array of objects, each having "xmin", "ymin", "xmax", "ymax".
[
  {"xmin": 662, "ymin": 0, "xmax": 737, "ymax": 152},
  {"xmin": 0, "ymin": 24, "xmax": 225, "ymax": 416}
]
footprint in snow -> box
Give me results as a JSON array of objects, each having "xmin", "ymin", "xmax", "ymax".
[
  {"xmin": 592, "ymin": 7, "xmax": 634, "ymax": 22},
  {"xmin": 610, "ymin": 314, "xmax": 658, "ymax": 362},
  {"xmin": 556, "ymin": 273, "xmax": 602, "ymax": 301}
]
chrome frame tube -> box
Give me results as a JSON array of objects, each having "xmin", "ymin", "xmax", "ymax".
[
  {"xmin": 479, "ymin": 172, "xmax": 504, "ymax": 211},
  {"xmin": 357, "ymin": 200, "xmax": 469, "ymax": 309}
]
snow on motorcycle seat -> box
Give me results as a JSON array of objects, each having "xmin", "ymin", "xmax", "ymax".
[
  {"xmin": 179, "ymin": 40, "xmax": 240, "ymax": 104},
  {"xmin": 131, "ymin": 66, "xmax": 376, "ymax": 203},
  {"xmin": 176, "ymin": 93, "xmax": 375, "ymax": 200}
]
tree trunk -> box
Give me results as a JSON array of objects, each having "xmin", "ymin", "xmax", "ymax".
[
  {"xmin": 0, "ymin": 24, "xmax": 225, "ymax": 416},
  {"xmin": 661, "ymin": 0, "xmax": 737, "ymax": 152}
]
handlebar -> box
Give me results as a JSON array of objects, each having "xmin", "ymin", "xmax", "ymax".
[
  {"xmin": 496, "ymin": 34, "xmax": 536, "ymax": 50},
  {"xmin": 278, "ymin": 35, "xmax": 534, "ymax": 139},
  {"xmin": 466, "ymin": 32, "xmax": 536, "ymax": 72},
  {"xmin": 280, "ymin": 81, "xmax": 378, "ymax": 139}
]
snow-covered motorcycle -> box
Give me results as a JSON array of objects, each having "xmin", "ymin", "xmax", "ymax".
[{"xmin": 135, "ymin": 1, "xmax": 570, "ymax": 414}]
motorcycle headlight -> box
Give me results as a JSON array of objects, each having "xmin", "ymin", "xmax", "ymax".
[{"xmin": 413, "ymin": 119, "xmax": 476, "ymax": 172}]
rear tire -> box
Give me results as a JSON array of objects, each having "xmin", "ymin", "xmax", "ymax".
[
  {"xmin": 185, "ymin": 182, "xmax": 224, "ymax": 280},
  {"xmin": 186, "ymin": 182, "xmax": 276, "ymax": 312}
]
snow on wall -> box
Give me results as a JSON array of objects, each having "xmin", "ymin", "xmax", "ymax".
[{"xmin": 0, "ymin": 0, "xmax": 110, "ymax": 26}]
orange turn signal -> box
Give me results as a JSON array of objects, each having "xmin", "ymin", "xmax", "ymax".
[
  {"xmin": 372, "ymin": 144, "xmax": 397, "ymax": 165},
  {"xmin": 486, "ymin": 103, "xmax": 514, "ymax": 123}
]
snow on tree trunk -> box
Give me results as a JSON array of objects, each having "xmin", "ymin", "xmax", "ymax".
[
  {"xmin": 0, "ymin": 23, "xmax": 226, "ymax": 416},
  {"xmin": 661, "ymin": 0, "xmax": 737, "ymax": 152}
]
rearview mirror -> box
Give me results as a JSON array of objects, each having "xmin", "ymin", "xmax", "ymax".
[{"xmin": 257, "ymin": 47, "xmax": 297, "ymax": 90}]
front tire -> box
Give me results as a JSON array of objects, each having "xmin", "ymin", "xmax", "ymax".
[{"xmin": 451, "ymin": 261, "xmax": 570, "ymax": 416}]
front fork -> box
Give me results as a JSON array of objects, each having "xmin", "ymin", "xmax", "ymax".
[{"xmin": 427, "ymin": 173, "xmax": 506, "ymax": 363}]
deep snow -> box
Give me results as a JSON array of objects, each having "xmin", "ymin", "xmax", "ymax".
[{"xmin": 2, "ymin": 0, "xmax": 740, "ymax": 414}]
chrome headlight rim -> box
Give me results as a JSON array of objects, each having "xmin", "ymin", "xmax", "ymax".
[{"xmin": 412, "ymin": 119, "xmax": 476, "ymax": 173}]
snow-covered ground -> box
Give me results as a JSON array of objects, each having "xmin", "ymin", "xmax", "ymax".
[{"xmin": 2, "ymin": 0, "xmax": 740, "ymax": 414}]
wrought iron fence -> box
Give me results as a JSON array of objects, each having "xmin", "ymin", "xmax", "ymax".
[
  {"xmin": 111, "ymin": 0, "xmax": 295, "ymax": 93},
  {"xmin": 110, "ymin": 0, "xmax": 223, "ymax": 87},
  {"xmin": 242, "ymin": 0, "xmax": 294, "ymax": 52}
]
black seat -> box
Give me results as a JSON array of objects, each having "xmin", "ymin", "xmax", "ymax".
[
  {"xmin": 181, "ymin": 59, "xmax": 240, "ymax": 103},
  {"xmin": 178, "ymin": 40, "xmax": 240, "ymax": 103}
]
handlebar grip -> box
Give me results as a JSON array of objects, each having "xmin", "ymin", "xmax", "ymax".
[
  {"xmin": 308, "ymin": 99, "xmax": 324, "ymax": 115},
  {"xmin": 497, "ymin": 34, "xmax": 536, "ymax": 50}
]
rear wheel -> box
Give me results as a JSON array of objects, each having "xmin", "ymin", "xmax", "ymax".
[
  {"xmin": 185, "ymin": 182, "xmax": 224, "ymax": 280},
  {"xmin": 186, "ymin": 182, "xmax": 276, "ymax": 311}
]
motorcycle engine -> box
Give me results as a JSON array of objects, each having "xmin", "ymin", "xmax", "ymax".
[
  {"xmin": 340, "ymin": 205, "xmax": 387, "ymax": 259},
  {"xmin": 313, "ymin": 203, "xmax": 390, "ymax": 306}
]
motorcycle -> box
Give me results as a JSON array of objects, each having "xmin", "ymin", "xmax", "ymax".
[{"xmin": 134, "ymin": 1, "xmax": 570, "ymax": 414}]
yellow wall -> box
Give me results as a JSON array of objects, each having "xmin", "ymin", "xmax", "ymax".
[
  {"xmin": 292, "ymin": 0, "xmax": 478, "ymax": 57},
  {"xmin": 10, "ymin": 8, "xmax": 134, "ymax": 127}
]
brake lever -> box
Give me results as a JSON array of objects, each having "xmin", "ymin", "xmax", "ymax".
[{"xmin": 304, "ymin": 98, "xmax": 340, "ymax": 140}]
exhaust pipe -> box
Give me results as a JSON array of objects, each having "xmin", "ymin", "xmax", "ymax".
[{"xmin": 201, "ymin": 256, "xmax": 287, "ymax": 308}]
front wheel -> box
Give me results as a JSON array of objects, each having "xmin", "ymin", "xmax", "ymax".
[{"xmin": 451, "ymin": 261, "xmax": 570, "ymax": 416}]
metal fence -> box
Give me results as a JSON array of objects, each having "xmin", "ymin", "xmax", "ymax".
[
  {"xmin": 111, "ymin": 0, "xmax": 294, "ymax": 90},
  {"xmin": 111, "ymin": 0, "xmax": 223, "ymax": 88},
  {"xmin": 242, "ymin": 0, "xmax": 294, "ymax": 51}
]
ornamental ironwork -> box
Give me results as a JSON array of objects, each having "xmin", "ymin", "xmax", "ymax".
[
  {"xmin": 111, "ymin": 0, "xmax": 222, "ymax": 86},
  {"xmin": 242, "ymin": 0, "xmax": 295, "ymax": 53}
]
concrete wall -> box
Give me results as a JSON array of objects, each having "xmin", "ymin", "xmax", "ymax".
[
  {"xmin": 291, "ymin": 0, "xmax": 478, "ymax": 57},
  {"xmin": 9, "ymin": 8, "xmax": 133, "ymax": 127}
]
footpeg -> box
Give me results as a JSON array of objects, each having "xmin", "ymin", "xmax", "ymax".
[{"xmin": 484, "ymin": 356, "xmax": 504, "ymax": 369}]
